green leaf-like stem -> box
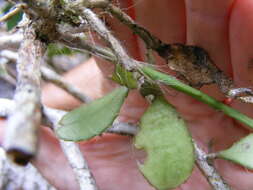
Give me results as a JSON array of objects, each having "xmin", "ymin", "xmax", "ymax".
[{"xmin": 140, "ymin": 66, "xmax": 253, "ymax": 129}]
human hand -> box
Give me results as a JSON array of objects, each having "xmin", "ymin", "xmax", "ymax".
[{"xmin": 4, "ymin": 0, "xmax": 253, "ymax": 189}]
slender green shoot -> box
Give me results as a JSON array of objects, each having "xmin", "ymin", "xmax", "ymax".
[{"xmin": 140, "ymin": 66, "xmax": 253, "ymax": 129}]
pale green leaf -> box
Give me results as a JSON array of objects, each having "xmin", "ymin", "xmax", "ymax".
[
  {"xmin": 135, "ymin": 97, "xmax": 194, "ymax": 190},
  {"xmin": 56, "ymin": 87, "xmax": 129, "ymax": 141},
  {"xmin": 218, "ymin": 134, "xmax": 253, "ymax": 169}
]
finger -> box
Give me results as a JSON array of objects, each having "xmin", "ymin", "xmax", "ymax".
[
  {"xmin": 230, "ymin": 0, "xmax": 253, "ymax": 87},
  {"xmin": 175, "ymin": 0, "xmax": 239, "ymax": 142},
  {"xmin": 183, "ymin": 1, "xmax": 253, "ymax": 190},
  {"xmin": 165, "ymin": 0, "xmax": 234, "ymax": 120},
  {"xmin": 168, "ymin": 0, "xmax": 235, "ymax": 112},
  {"xmin": 229, "ymin": 0, "xmax": 253, "ymax": 119},
  {"xmin": 133, "ymin": 0, "xmax": 186, "ymax": 43},
  {"xmin": 133, "ymin": 0, "xmax": 186, "ymax": 61},
  {"xmin": 185, "ymin": 0, "xmax": 234, "ymax": 74}
]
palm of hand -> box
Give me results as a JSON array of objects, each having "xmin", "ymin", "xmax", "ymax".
[{"xmin": 4, "ymin": 0, "xmax": 253, "ymax": 190}]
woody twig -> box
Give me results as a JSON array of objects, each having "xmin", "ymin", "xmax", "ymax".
[{"xmin": 3, "ymin": 18, "xmax": 46, "ymax": 165}]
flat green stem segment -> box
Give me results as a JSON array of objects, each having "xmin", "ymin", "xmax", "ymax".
[
  {"xmin": 140, "ymin": 66, "xmax": 253, "ymax": 129},
  {"xmin": 56, "ymin": 86, "xmax": 129, "ymax": 141},
  {"xmin": 135, "ymin": 97, "xmax": 194, "ymax": 190}
]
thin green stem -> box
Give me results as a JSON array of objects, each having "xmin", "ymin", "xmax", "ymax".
[{"xmin": 141, "ymin": 66, "xmax": 253, "ymax": 128}]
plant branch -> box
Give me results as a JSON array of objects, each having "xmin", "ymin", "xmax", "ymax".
[
  {"xmin": 0, "ymin": 50, "xmax": 92, "ymax": 103},
  {"xmin": 0, "ymin": 147, "xmax": 56, "ymax": 190},
  {"xmin": 0, "ymin": 98, "xmax": 14, "ymax": 117},
  {"xmin": 57, "ymin": 33, "xmax": 116, "ymax": 62},
  {"xmin": 106, "ymin": 4, "xmax": 162, "ymax": 50},
  {"xmin": 81, "ymin": 8, "xmax": 140, "ymax": 70},
  {"xmin": 0, "ymin": 49, "xmax": 19, "ymax": 61},
  {"xmin": 194, "ymin": 142, "xmax": 231, "ymax": 190},
  {"xmin": 41, "ymin": 66, "xmax": 92, "ymax": 103},
  {"xmin": 43, "ymin": 107, "xmax": 98, "ymax": 190},
  {"xmin": 0, "ymin": 32, "xmax": 23, "ymax": 50},
  {"xmin": 3, "ymin": 20, "xmax": 46, "ymax": 165},
  {"xmin": 1, "ymin": 50, "xmax": 139, "ymax": 138},
  {"xmin": 0, "ymin": 3, "xmax": 26, "ymax": 23},
  {"xmin": 0, "ymin": 98, "xmax": 98, "ymax": 190},
  {"xmin": 0, "ymin": 98, "xmax": 138, "ymax": 136},
  {"xmin": 107, "ymin": 119, "xmax": 138, "ymax": 136},
  {"xmin": 0, "ymin": 57, "xmax": 16, "ymax": 85}
]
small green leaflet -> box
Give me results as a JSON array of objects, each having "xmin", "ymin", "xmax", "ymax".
[
  {"xmin": 111, "ymin": 64, "xmax": 138, "ymax": 89},
  {"xmin": 134, "ymin": 97, "xmax": 194, "ymax": 190},
  {"xmin": 47, "ymin": 43, "xmax": 73, "ymax": 58},
  {"xmin": 218, "ymin": 134, "xmax": 253, "ymax": 169},
  {"xmin": 56, "ymin": 87, "xmax": 129, "ymax": 141}
]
